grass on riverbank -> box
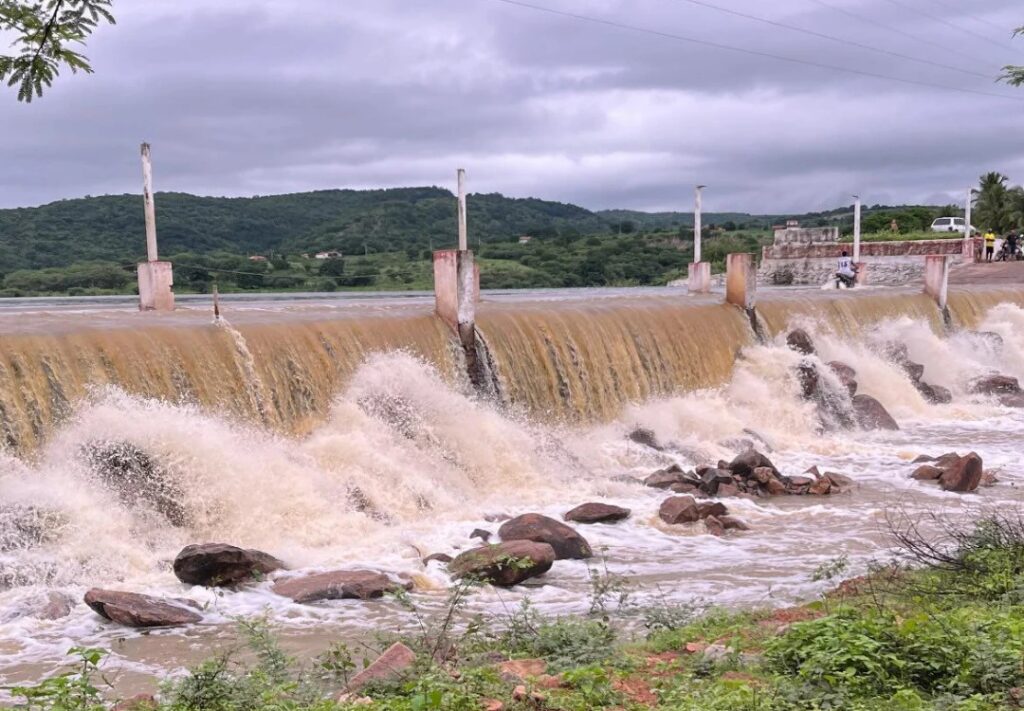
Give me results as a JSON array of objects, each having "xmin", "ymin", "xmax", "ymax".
[{"xmin": 9, "ymin": 513, "xmax": 1024, "ymax": 711}]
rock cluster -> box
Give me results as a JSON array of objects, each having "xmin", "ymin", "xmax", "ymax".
[
  {"xmin": 644, "ymin": 448, "xmax": 853, "ymax": 500},
  {"xmin": 910, "ymin": 451, "xmax": 985, "ymax": 493},
  {"xmin": 970, "ymin": 374, "xmax": 1024, "ymax": 408},
  {"xmin": 884, "ymin": 343, "xmax": 951, "ymax": 405},
  {"xmin": 657, "ymin": 495, "xmax": 747, "ymax": 536}
]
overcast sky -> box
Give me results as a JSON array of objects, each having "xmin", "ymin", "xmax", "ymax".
[{"xmin": 1, "ymin": 0, "xmax": 1023, "ymax": 213}]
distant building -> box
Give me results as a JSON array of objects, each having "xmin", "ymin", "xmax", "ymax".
[
  {"xmin": 518, "ymin": 235, "xmax": 533, "ymax": 244},
  {"xmin": 315, "ymin": 251, "xmax": 342, "ymax": 259},
  {"xmin": 772, "ymin": 221, "xmax": 839, "ymax": 245},
  {"xmin": 248, "ymin": 255, "xmax": 268, "ymax": 262}
]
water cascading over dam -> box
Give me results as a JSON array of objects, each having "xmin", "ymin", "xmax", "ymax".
[
  {"xmin": 2, "ymin": 284, "xmax": 1024, "ymax": 690},
  {"xmin": 0, "ymin": 286, "xmax": 1022, "ymax": 447}
]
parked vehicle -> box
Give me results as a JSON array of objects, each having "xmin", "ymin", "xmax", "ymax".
[{"xmin": 930, "ymin": 217, "xmax": 974, "ymax": 234}]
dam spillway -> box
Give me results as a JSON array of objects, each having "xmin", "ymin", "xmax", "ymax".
[
  {"xmin": 1, "ymin": 283, "xmax": 1024, "ymax": 690},
  {"xmin": 0, "ymin": 285, "xmax": 1020, "ymax": 449}
]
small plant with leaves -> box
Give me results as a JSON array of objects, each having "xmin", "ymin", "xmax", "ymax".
[{"xmin": 5, "ymin": 646, "xmax": 109, "ymax": 711}]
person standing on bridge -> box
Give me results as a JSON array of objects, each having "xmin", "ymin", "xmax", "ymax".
[{"xmin": 984, "ymin": 231, "xmax": 996, "ymax": 262}]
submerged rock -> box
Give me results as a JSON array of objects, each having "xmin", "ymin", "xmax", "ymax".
[
  {"xmin": 1001, "ymin": 393, "xmax": 1024, "ymax": 408},
  {"xmin": 498, "ymin": 514, "xmax": 592, "ymax": 560},
  {"xmin": 272, "ymin": 570, "xmax": 411, "ymax": 603},
  {"xmin": 563, "ymin": 502, "xmax": 631, "ymax": 524},
  {"xmin": 643, "ymin": 464, "xmax": 693, "ymax": 489},
  {"xmin": 827, "ymin": 361, "xmax": 858, "ymax": 397},
  {"xmin": 83, "ymin": 441, "xmax": 189, "ymax": 527},
  {"xmin": 911, "ymin": 464, "xmax": 944, "ymax": 481},
  {"xmin": 470, "ymin": 528, "xmax": 492, "ymax": 542},
  {"xmin": 852, "ymin": 395, "xmax": 899, "ymax": 430},
  {"xmin": 84, "ymin": 589, "xmax": 201, "ymax": 627},
  {"xmin": 786, "ymin": 329, "xmax": 816, "ymax": 356},
  {"xmin": 0, "ymin": 505, "xmax": 66, "ymax": 552},
  {"xmin": 970, "ymin": 375, "xmax": 1021, "ymax": 396},
  {"xmin": 626, "ymin": 427, "xmax": 662, "ymax": 450},
  {"xmin": 173, "ymin": 543, "xmax": 284, "ymax": 587},
  {"xmin": 449, "ymin": 540, "xmax": 555, "ymax": 586}
]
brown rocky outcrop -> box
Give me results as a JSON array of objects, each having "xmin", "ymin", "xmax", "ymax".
[
  {"xmin": 726, "ymin": 449, "xmax": 780, "ymax": 478},
  {"xmin": 173, "ymin": 543, "xmax": 284, "ymax": 587},
  {"xmin": 627, "ymin": 427, "xmax": 662, "ymax": 450},
  {"xmin": 643, "ymin": 464, "xmax": 695, "ymax": 489},
  {"xmin": 498, "ymin": 514, "xmax": 593, "ymax": 559},
  {"xmin": 448, "ymin": 540, "xmax": 555, "ymax": 586},
  {"xmin": 84, "ymin": 589, "xmax": 201, "ymax": 627},
  {"xmin": 911, "ymin": 464, "xmax": 943, "ymax": 481},
  {"xmin": 563, "ymin": 503, "xmax": 631, "ymax": 524},
  {"xmin": 916, "ymin": 382, "xmax": 953, "ymax": 404},
  {"xmin": 272, "ymin": 570, "xmax": 411, "ymax": 603},
  {"xmin": 658, "ymin": 496, "xmax": 701, "ymax": 525},
  {"xmin": 422, "ymin": 553, "xmax": 453, "ymax": 566},
  {"xmin": 83, "ymin": 441, "xmax": 189, "ymax": 527},
  {"xmin": 852, "ymin": 395, "xmax": 899, "ymax": 430}
]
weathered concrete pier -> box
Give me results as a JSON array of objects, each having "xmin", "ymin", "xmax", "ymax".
[{"xmin": 137, "ymin": 143, "xmax": 175, "ymax": 312}]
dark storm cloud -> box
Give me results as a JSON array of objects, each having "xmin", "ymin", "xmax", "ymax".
[{"xmin": 1, "ymin": 0, "xmax": 1022, "ymax": 213}]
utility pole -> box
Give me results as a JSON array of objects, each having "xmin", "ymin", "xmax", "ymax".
[
  {"xmin": 137, "ymin": 142, "xmax": 174, "ymax": 311},
  {"xmin": 141, "ymin": 143, "xmax": 158, "ymax": 262},
  {"xmin": 852, "ymin": 195, "xmax": 861, "ymax": 264},
  {"xmin": 687, "ymin": 184, "xmax": 710, "ymax": 294},
  {"xmin": 457, "ymin": 168, "xmax": 468, "ymax": 251},
  {"xmin": 694, "ymin": 185, "xmax": 705, "ymax": 263}
]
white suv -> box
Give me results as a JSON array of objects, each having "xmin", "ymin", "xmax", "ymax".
[{"xmin": 930, "ymin": 217, "xmax": 974, "ymax": 234}]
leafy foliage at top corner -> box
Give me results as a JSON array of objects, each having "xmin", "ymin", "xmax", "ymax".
[
  {"xmin": 0, "ymin": 0, "xmax": 115, "ymax": 102},
  {"xmin": 1000, "ymin": 25, "xmax": 1024, "ymax": 87}
]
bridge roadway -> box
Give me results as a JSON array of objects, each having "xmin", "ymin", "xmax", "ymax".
[{"xmin": 950, "ymin": 261, "xmax": 1024, "ymax": 285}]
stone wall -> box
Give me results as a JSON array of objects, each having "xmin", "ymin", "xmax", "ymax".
[{"xmin": 759, "ymin": 238, "xmax": 967, "ymax": 286}]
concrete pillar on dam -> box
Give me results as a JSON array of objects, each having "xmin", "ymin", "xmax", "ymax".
[
  {"xmin": 688, "ymin": 262, "xmax": 711, "ymax": 294},
  {"xmin": 433, "ymin": 249, "xmax": 479, "ymax": 343},
  {"xmin": 923, "ymin": 254, "xmax": 950, "ymax": 310},
  {"xmin": 137, "ymin": 143, "xmax": 175, "ymax": 312},
  {"xmin": 725, "ymin": 253, "xmax": 756, "ymax": 310}
]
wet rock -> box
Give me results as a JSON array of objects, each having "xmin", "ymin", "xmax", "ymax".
[
  {"xmin": 470, "ymin": 528, "xmax": 491, "ymax": 542},
  {"xmin": 668, "ymin": 482, "xmax": 701, "ymax": 495},
  {"xmin": 627, "ymin": 427, "xmax": 662, "ymax": 450},
  {"xmin": 970, "ymin": 375, "xmax": 1021, "ymax": 396},
  {"xmin": 765, "ymin": 478, "xmax": 788, "ymax": 496},
  {"xmin": 173, "ymin": 543, "xmax": 284, "ymax": 587},
  {"xmin": 83, "ymin": 441, "xmax": 189, "ymax": 527},
  {"xmin": 719, "ymin": 515, "xmax": 750, "ymax": 531},
  {"xmin": 697, "ymin": 501, "xmax": 728, "ymax": 518},
  {"xmin": 852, "ymin": 395, "xmax": 899, "ymax": 430},
  {"xmin": 38, "ymin": 591, "xmax": 75, "ymax": 620},
  {"xmin": 786, "ymin": 329, "xmax": 816, "ymax": 356},
  {"xmin": 796, "ymin": 362, "xmax": 821, "ymax": 401},
  {"xmin": 448, "ymin": 540, "xmax": 555, "ymax": 586},
  {"xmin": 1000, "ymin": 393, "xmax": 1024, "ymax": 408},
  {"xmin": 659, "ymin": 495, "xmax": 701, "ymax": 525},
  {"xmin": 911, "ymin": 454, "xmax": 935, "ymax": 463},
  {"xmin": 563, "ymin": 502, "xmax": 631, "ymax": 524},
  {"xmin": 916, "ymin": 381, "xmax": 952, "ymax": 404},
  {"xmin": 0, "ymin": 505, "xmax": 66, "ymax": 552},
  {"xmin": 643, "ymin": 464, "xmax": 692, "ymax": 489},
  {"xmin": 808, "ymin": 477, "xmax": 832, "ymax": 496},
  {"xmin": 347, "ymin": 486, "xmax": 392, "ymax": 523},
  {"xmin": 699, "ymin": 468, "xmax": 735, "ymax": 496},
  {"xmin": 422, "ymin": 553, "xmax": 452, "ymax": 566},
  {"xmin": 499, "ymin": 514, "xmax": 592, "ymax": 560},
  {"xmin": 483, "ymin": 512, "xmax": 512, "ymax": 522},
  {"xmin": 752, "ymin": 467, "xmax": 774, "ymax": 485},
  {"xmin": 786, "ymin": 475, "xmax": 814, "ymax": 494},
  {"xmin": 911, "ymin": 464, "xmax": 944, "ymax": 481},
  {"xmin": 704, "ymin": 515, "xmax": 725, "ymax": 537},
  {"xmin": 272, "ymin": 570, "xmax": 411, "ymax": 603},
  {"xmin": 938, "ymin": 452, "xmax": 984, "ymax": 493},
  {"xmin": 343, "ymin": 642, "xmax": 416, "ymax": 695},
  {"xmin": 84, "ymin": 589, "xmax": 201, "ymax": 627},
  {"xmin": 823, "ymin": 472, "xmax": 854, "ymax": 492},
  {"xmin": 726, "ymin": 449, "xmax": 779, "ymax": 478},
  {"xmin": 827, "ymin": 361, "xmax": 858, "ymax": 397},
  {"xmin": 715, "ymin": 482, "xmax": 741, "ymax": 498},
  {"xmin": 902, "ymin": 361, "xmax": 925, "ymax": 383}
]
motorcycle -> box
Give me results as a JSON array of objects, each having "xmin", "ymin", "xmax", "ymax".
[
  {"xmin": 997, "ymin": 241, "xmax": 1022, "ymax": 262},
  {"xmin": 831, "ymin": 265, "xmax": 859, "ymax": 289}
]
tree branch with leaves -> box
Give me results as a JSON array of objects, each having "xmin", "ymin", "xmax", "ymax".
[
  {"xmin": 1, "ymin": 0, "xmax": 114, "ymax": 102},
  {"xmin": 1001, "ymin": 26, "xmax": 1024, "ymax": 86}
]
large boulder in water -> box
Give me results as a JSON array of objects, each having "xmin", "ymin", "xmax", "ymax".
[
  {"xmin": 916, "ymin": 381, "xmax": 952, "ymax": 404},
  {"xmin": 84, "ymin": 589, "xmax": 201, "ymax": 627},
  {"xmin": 938, "ymin": 452, "xmax": 984, "ymax": 493},
  {"xmin": 84, "ymin": 441, "xmax": 189, "ymax": 527},
  {"xmin": 643, "ymin": 464, "xmax": 694, "ymax": 489},
  {"xmin": 173, "ymin": 543, "xmax": 284, "ymax": 587},
  {"xmin": 970, "ymin": 375, "xmax": 1021, "ymax": 396},
  {"xmin": 852, "ymin": 395, "xmax": 899, "ymax": 430},
  {"xmin": 563, "ymin": 502, "xmax": 631, "ymax": 524},
  {"xmin": 498, "ymin": 514, "xmax": 592, "ymax": 559},
  {"xmin": 626, "ymin": 427, "xmax": 662, "ymax": 450},
  {"xmin": 272, "ymin": 570, "xmax": 411, "ymax": 603},
  {"xmin": 786, "ymin": 329, "xmax": 816, "ymax": 356},
  {"xmin": 658, "ymin": 496, "xmax": 701, "ymax": 524},
  {"xmin": 449, "ymin": 540, "xmax": 555, "ymax": 586}
]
